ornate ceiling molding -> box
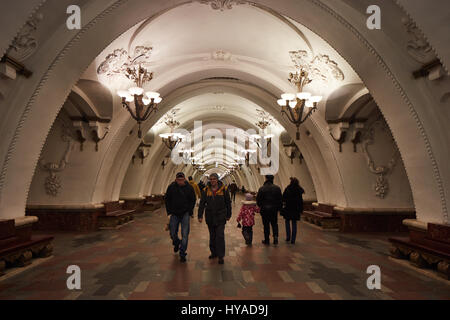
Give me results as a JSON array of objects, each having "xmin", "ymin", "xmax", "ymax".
[
  {"xmin": 196, "ymin": 0, "xmax": 247, "ymax": 11},
  {"xmin": 96, "ymin": 46, "xmax": 152, "ymax": 78},
  {"xmin": 289, "ymin": 50, "xmax": 344, "ymax": 83},
  {"xmin": 211, "ymin": 50, "xmax": 233, "ymax": 61}
]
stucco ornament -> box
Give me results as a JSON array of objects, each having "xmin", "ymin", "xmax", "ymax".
[
  {"xmin": 289, "ymin": 50, "xmax": 344, "ymax": 83},
  {"xmin": 97, "ymin": 46, "xmax": 153, "ymax": 78},
  {"xmin": 361, "ymin": 118, "xmax": 399, "ymax": 199},
  {"xmin": 211, "ymin": 50, "xmax": 233, "ymax": 61},
  {"xmin": 39, "ymin": 125, "xmax": 74, "ymax": 197},
  {"xmin": 197, "ymin": 0, "xmax": 247, "ymax": 11},
  {"xmin": 401, "ymin": 17, "xmax": 435, "ymax": 63},
  {"xmin": 7, "ymin": 11, "xmax": 44, "ymax": 61}
]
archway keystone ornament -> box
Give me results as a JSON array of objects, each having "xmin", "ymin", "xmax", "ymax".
[{"xmin": 197, "ymin": 0, "xmax": 247, "ymax": 11}]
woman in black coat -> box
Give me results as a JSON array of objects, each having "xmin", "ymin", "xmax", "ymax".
[{"xmin": 281, "ymin": 177, "xmax": 304, "ymax": 244}]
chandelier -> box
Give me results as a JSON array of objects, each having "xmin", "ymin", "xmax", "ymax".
[
  {"xmin": 251, "ymin": 109, "xmax": 274, "ymax": 151},
  {"xmin": 117, "ymin": 64, "xmax": 162, "ymax": 138},
  {"xmin": 159, "ymin": 117, "xmax": 184, "ymax": 151},
  {"xmin": 277, "ymin": 63, "xmax": 322, "ymax": 140}
]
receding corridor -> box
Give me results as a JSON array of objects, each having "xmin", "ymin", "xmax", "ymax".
[{"xmin": 1, "ymin": 196, "xmax": 448, "ymax": 300}]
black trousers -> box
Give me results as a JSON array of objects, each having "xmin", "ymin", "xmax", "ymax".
[
  {"xmin": 261, "ymin": 212, "xmax": 278, "ymax": 240},
  {"xmin": 231, "ymin": 192, "xmax": 236, "ymax": 202},
  {"xmin": 242, "ymin": 226, "xmax": 253, "ymax": 244},
  {"xmin": 207, "ymin": 223, "xmax": 225, "ymax": 258}
]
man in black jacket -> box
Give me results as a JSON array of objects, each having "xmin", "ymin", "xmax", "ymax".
[
  {"xmin": 165, "ymin": 172, "xmax": 196, "ymax": 262},
  {"xmin": 229, "ymin": 181, "xmax": 238, "ymax": 202},
  {"xmin": 198, "ymin": 173, "xmax": 232, "ymax": 264},
  {"xmin": 256, "ymin": 175, "xmax": 282, "ymax": 245}
]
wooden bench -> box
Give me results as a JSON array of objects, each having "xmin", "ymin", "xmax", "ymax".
[
  {"xmin": 122, "ymin": 198, "xmax": 146, "ymax": 213},
  {"xmin": 302, "ymin": 203, "xmax": 340, "ymax": 230},
  {"xmin": 389, "ymin": 222, "xmax": 450, "ymax": 280},
  {"xmin": 0, "ymin": 218, "xmax": 53, "ymax": 276},
  {"xmin": 98, "ymin": 201, "xmax": 135, "ymax": 229}
]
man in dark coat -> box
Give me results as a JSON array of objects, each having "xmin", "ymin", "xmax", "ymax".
[
  {"xmin": 165, "ymin": 172, "xmax": 196, "ymax": 262},
  {"xmin": 198, "ymin": 173, "xmax": 232, "ymax": 264},
  {"xmin": 229, "ymin": 181, "xmax": 238, "ymax": 202},
  {"xmin": 281, "ymin": 177, "xmax": 305, "ymax": 244},
  {"xmin": 256, "ymin": 175, "xmax": 282, "ymax": 245}
]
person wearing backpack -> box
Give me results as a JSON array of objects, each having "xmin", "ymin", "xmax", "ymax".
[{"xmin": 198, "ymin": 173, "xmax": 232, "ymax": 264}]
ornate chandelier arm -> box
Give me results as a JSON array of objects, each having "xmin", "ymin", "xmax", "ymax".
[
  {"xmin": 121, "ymin": 101, "xmax": 140, "ymax": 122},
  {"xmin": 141, "ymin": 102, "xmax": 157, "ymax": 122},
  {"xmin": 299, "ymin": 106, "xmax": 317, "ymax": 125},
  {"xmin": 281, "ymin": 107, "xmax": 297, "ymax": 125}
]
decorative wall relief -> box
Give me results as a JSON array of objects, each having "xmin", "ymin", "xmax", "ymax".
[
  {"xmin": 289, "ymin": 50, "xmax": 345, "ymax": 83},
  {"xmin": 39, "ymin": 124, "xmax": 74, "ymax": 197},
  {"xmin": 401, "ymin": 17, "xmax": 435, "ymax": 64},
  {"xmin": 196, "ymin": 0, "xmax": 247, "ymax": 11},
  {"xmin": 212, "ymin": 105, "xmax": 226, "ymax": 111},
  {"xmin": 211, "ymin": 50, "xmax": 233, "ymax": 61},
  {"xmin": 7, "ymin": 11, "xmax": 44, "ymax": 61},
  {"xmin": 97, "ymin": 46, "xmax": 152, "ymax": 78},
  {"xmin": 361, "ymin": 118, "xmax": 399, "ymax": 199}
]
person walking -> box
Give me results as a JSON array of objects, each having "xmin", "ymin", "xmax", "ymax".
[
  {"xmin": 229, "ymin": 181, "xmax": 238, "ymax": 202},
  {"xmin": 256, "ymin": 175, "xmax": 282, "ymax": 245},
  {"xmin": 198, "ymin": 180, "xmax": 205, "ymax": 192},
  {"xmin": 188, "ymin": 176, "xmax": 201, "ymax": 199},
  {"xmin": 281, "ymin": 177, "xmax": 305, "ymax": 244},
  {"xmin": 236, "ymin": 193, "xmax": 259, "ymax": 245},
  {"xmin": 188, "ymin": 176, "xmax": 201, "ymax": 210},
  {"xmin": 198, "ymin": 173, "xmax": 232, "ymax": 264},
  {"xmin": 164, "ymin": 172, "xmax": 196, "ymax": 262}
]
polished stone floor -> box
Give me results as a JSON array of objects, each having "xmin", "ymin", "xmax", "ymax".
[{"xmin": 1, "ymin": 196, "xmax": 449, "ymax": 300}]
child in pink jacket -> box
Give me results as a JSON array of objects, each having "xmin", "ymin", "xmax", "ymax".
[{"xmin": 237, "ymin": 193, "xmax": 259, "ymax": 245}]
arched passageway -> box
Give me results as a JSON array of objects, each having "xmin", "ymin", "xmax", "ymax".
[{"xmin": 0, "ymin": 0, "xmax": 449, "ymax": 294}]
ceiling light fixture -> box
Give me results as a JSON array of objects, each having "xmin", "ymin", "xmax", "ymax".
[
  {"xmin": 277, "ymin": 52, "xmax": 325, "ymax": 140},
  {"xmin": 117, "ymin": 64, "xmax": 162, "ymax": 138}
]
